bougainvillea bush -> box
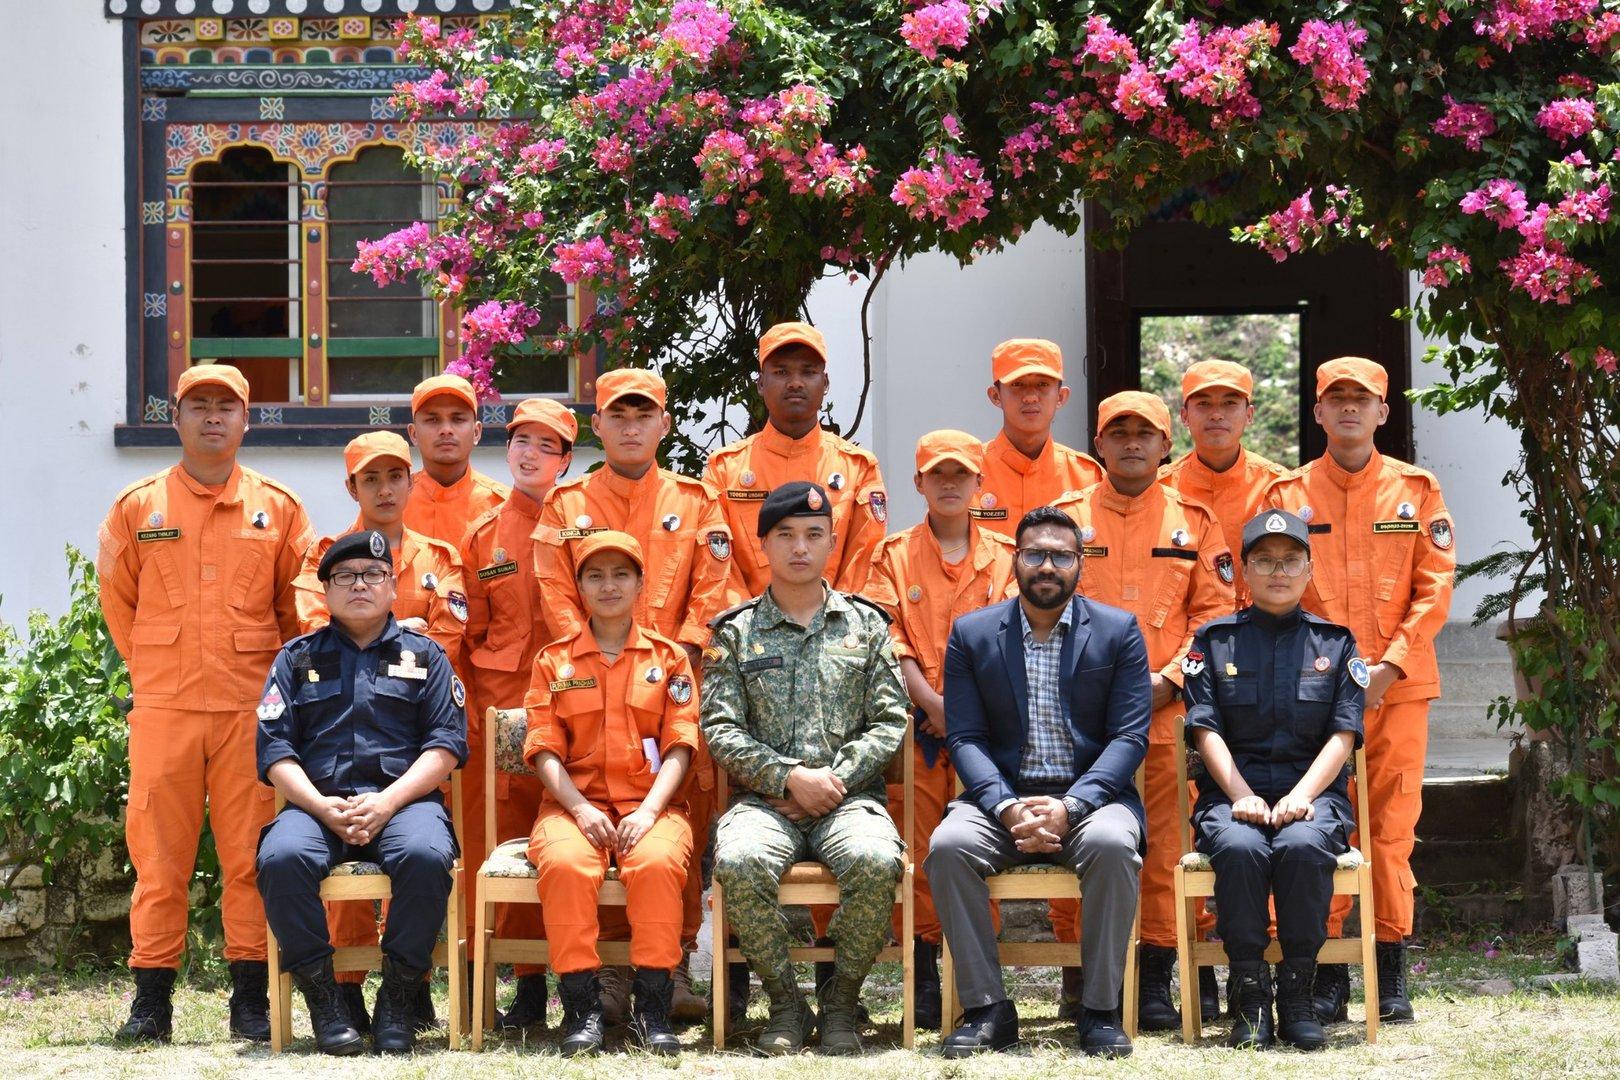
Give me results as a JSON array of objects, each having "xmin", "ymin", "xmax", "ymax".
[{"xmin": 363, "ymin": 2, "xmax": 1620, "ymax": 865}]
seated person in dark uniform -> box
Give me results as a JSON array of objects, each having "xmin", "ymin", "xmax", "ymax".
[
  {"xmin": 254, "ymin": 530, "xmax": 468, "ymax": 1056},
  {"xmin": 1181, "ymin": 510, "xmax": 1366, "ymax": 1051}
]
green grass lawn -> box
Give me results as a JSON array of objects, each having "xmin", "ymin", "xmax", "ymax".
[{"xmin": 2, "ymin": 932, "xmax": 1616, "ymax": 1079}]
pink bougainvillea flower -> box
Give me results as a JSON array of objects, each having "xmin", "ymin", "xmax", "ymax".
[
  {"xmin": 901, "ymin": 1, "xmax": 972, "ymax": 61},
  {"xmin": 1459, "ymin": 179, "xmax": 1529, "ymax": 229},
  {"xmin": 1473, "ymin": 0, "xmax": 1600, "ymax": 50},
  {"xmin": 1290, "ymin": 19, "xmax": 1370, "ymax": 111},
  {"xmin": 551, "ymin": 235, "xmax": 617, "ymax": 285},
  {"xmin": 1536, "ymin": 97, "xmax": 1598, "ymax": 144},
  {"xmin": 1422, "ymin": 245, "xmax": 1472, "ymax": 288},
  {"xmin": 890, "ymin": 149, "xmax": 993, "ymax": 230},
  {"xmin": 1433, "ymin": 95, "xmax": 1497, "ymax": 151},
  {"xmin": 1501, "ymin": 241, "xmax": 1601, "ymax": 304},
  {"xmin": 1112, "ymin": 63, "xmax": 1167, "ymax": 121},
  {"xmin": 663, "ymin": 1, "xmax": 734, "ymax": 67}
]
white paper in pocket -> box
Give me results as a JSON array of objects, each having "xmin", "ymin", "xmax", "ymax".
[{"xmin": 642, "ymin": 737, "xmax": 663, "ymax": 773}]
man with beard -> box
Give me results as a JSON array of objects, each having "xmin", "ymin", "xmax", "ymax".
[{"xmin": 926, "ymin": 505, "xmax": 1149, "ymax": 1059}]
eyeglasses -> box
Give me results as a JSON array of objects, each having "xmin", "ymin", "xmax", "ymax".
[
  {"xmin": 1016, "ymin": 548, "xmax": 1080, "ymax": 570},
  {"xmin": 328, "ymin": 568, "xmax": 391, "ymax": 587},
  {"xmin": 1247, "ymin": 555, "xmax": 1309, "ymax": 578}
]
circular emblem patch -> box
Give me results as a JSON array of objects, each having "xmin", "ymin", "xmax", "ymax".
[
  {"xmin": 1314, "ymin": 655, "xmax": 1331, "ymax": 672},
  {"xmin": 148, "ymin": 512, "xmax": 164, "ymax": 528},
  {"xmin": 1348, "ymin": 657, "xmax": 1371, "ymax": 689},
  {"xmin": 451, "ymin": 675, "xmax": 466, "ymax": 709},
  {"xmin": 828, "ymin": 472, "xmax": 846, "ymax": 491},
  {"xmin": 251, "ymin": 510, "xmax": 270, "ymax": 529},
  {"xmin": 869, "ymin": 492, "xmax": 887, "ymax": 524},
  {"xmin": 740, "ymin": 471, "xmax": 756, "ymax": 487},
  {"xmin": 707, "ymin": 530, "xmax": 731, "ymax": 561},
  {"xmin": 662, "ymin": 513, "xmax": 681, "ymax": 531},
  {"xmin": 1397, "ymin": 502, "xmax": 1416, "ymax": 520},
  {"xmin": 493, "ymin": 547, "xmax": 507, "ymax": 564},
  {"xmin": 369, "ymin": 531, "xmax": 387, "ymax": 558},
  {"xmin": 558, "ymin": 663, "xmax": 575, "ymax": 679},
  {"xmin": 645, "ymin": 665, "xmax": 664, "ymax": 684},
  {"xmin": 1170, "ymin": 529, "xmax": 1190, "ymax": 548},
  {"xmin": 1080, "ymin": 526, "xmax": 1096, "ymax": 543},
  {"xmin": 907, "ymin": 585, "xmax": 922, "ymax": 603},
  {"xmin": 980, "ymin": 492, "xmax": 997, "ymax": 510},
  {"xmin": 1298, "ymin": 505, "xmax": 1314, "ymax": 523},
  {"xmin": 421, "ymin": 572, "xmax": 439, "ymax": 592},
  {"xmin": 1265, "ymin": 514, "xmax": 1287, "ymax": 533},
  {"xmin": 575, "ymin": 514, "xmax": 593, "ymax": 529}
]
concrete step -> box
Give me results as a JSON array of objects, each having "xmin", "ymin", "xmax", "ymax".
[
  {"xmin": 1419, "ymin": 774, "xmax": 1512, "ymax": 838},
  {"xmin": 1434, "ymin": 619, "xmax": 1514, "ymax": 660},
  {"xmin": 1412, "ymin": 836, "xmax": 1523, "ymax": 888},
  {"xmin": 1428, "ymin": 702, "xmax": 1514, "ymax": 742},
  {"xmin": 1426, "ymin": 736, "xmax": 1513, "ymax": 778},
  {"xmin": 1435, "ymin": 657, "xmax": 1516, "ymax": 705}
]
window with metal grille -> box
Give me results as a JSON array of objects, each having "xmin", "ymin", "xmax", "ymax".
[{"xmin": 188, "ymin": 146, "xmax": 302, "ymax": 402}]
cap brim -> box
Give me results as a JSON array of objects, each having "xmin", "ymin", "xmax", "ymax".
[
  {"xmin": 1243, "ymin": 532, "xmax": 1310, "ymax": 559},
  {"xmin": 917, "ymin": 451, "xmax": 981, "ymax": 475},
  {"xmin": 577, "ymin": 544, "xmax": 644, "ymax": 574},
  {"xmin": 1101, "ymin": 409, "xmax": 1171, "ymax": 440},
  {"xmin": 1317, "ymin": 376, "xmax": 1384, "ymax": 399},
  {"xmin": 1184, "ymin": 379, "xmax": 1250, "ymax": 400},
  {"xmin": 760, "ymin": 336, "xmax": 827, "ymax": 366},
  {"xmin": 412, "ymin": 389, "xmax": 478, "ymax": 413},
  {"xmin": 995, "ymin": 362, "xmax": 1061, "ymax": 384}
]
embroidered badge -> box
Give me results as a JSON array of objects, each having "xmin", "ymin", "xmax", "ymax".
[
  {"xmin": 256, "ymin": 684, "xmax": 285, "ymax": 721},
  {"xmin": 1373, "ymin": 520, "xmax": 1420, "ymax": 533},
  {"xmin": 725, "ymin": 489, "xmax": 768, "ymax": 501},
  {"xmin": 869, "ymin": 491, "xmax": 887, "ymax": 523},
  {"xmin": 448, "ymin": 590, "xmax": 469, "ymax": 622},
  {"xmin": 707, "ymin": 531, "xmax": 731, "ymax": 561},
  {"xmin": 478, "ymin": 561, "xmax": 519, "ymax": 581},
  {"xmin": 550, "ymin": 677, "xmax": 598, "ymax": 691},
  {"xmin": 1215, "ymin": 552, "xmax": 1234, "ymax": 585},
  {"xmin": 1265, "ymin": 513, "xmax": 1288, "ymax": 533},
  {"xmin": 1181, "ymin": 651, "xmax": 1206, "ymax": 677},
  {"xmin": 740, "ymin": 656, "xmax": 785, "ymax": 673},
  {"xmin": 668, "ymin": 674, "xmax": 693, "ymax": 705},
  {"xmin": 1431, "ymin": 519, "xmax": 1454, "ymax": 550},
  {"xmin": 1348, "ymin": 657, "xmax": 1371, "ymax": 689},
  {"xmin": 451, "ymin": 675, "xmax": 466, "ymax": 708},
  {"xmin": 907, "ymin": 585, "xmax": 922, "ymax": 603},
  {"xmin": 136, "ymin": 528, "xmax": 181, "ymax": 542},
  {"xmin": 702, "ymin": 645, "xmax": 726, "ymax": 665}
]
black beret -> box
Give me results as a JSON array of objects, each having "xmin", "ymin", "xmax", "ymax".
[
  {"xmin": 318, "ymin": 529, "xmax": 393, "ymax": 581},
  {"xmin": 1241, "ymin": 510, "xmax": 1310, "ymax": 560},
  {"xmin": 757, "ymin": 480, "xmax": 832, "ymax": 538}
]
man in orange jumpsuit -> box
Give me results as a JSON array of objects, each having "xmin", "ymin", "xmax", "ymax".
[
  {"xmin": 1264, "ymin": 356, "xmax": 1454, "ymax": 1025},
  {"xmin": 534, "ymin": 367, "xmax": 731, "ymax": 1020},
  {"xmin": 459, "ymin": 397, "xmax": 577, "ymax": 1030},
  {"xmin": 97, "ymin": 363, "xmax": 314, "ymax": 1044},
  {"xmin": 972, "ymin": 339, "xmax": 1103, "ymax": 537},
  {"xmin": 862, "ymin": 430, "xmax": 1017, "ymax": 1030},
  {"xmin": 294, "ymin": 430, "xmax": 469, "ymax": 1027},
  {"xmin": 1160, "ymin": 360, "xmax": 1291, "ymax": 608},
  {"xmin": 525, "ymin": 531, "xmax": 698, "ymax": 1057},
  {"xmin": 404, "ymin": 373, "xmax": 509, "ymax": 542},
  {"xmin": 704, "ymin": 321, "xmax": 888, "ymax": 596},
  {"xmin": 1051, "ymin": 391, "xmax": 1234, "ymax": 1031}
]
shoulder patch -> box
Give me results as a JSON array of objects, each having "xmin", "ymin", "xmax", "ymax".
[
  {"xmin": 450, "ymin": 674, "xmax": 467, "ymax": 708},
  {"xmin": 1347, "ymin": 656, "xmax": 1371, "ymax": 689},
  {"xmin": 846, "ymin": 593, "xmax": 894, "ymax": 625},
  {"xmin": 707, "ymin": 597, "xmax": 760, "ymax": 630}
]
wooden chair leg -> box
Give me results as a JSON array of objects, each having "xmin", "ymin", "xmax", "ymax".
[
  {"xmin": 266, "ymin": 926, "xmax": 288, "ymax": 1053},
  {"xmin": 1122, "ymin": 903, "xmax": 1141, "ymax": 1038},
  {"xmin": 901, "ymin": 865, "xmax": 915, "ymax": 1049},
  {"xmin": 711, "ymin": 879, "xmax": 727, "ymax": 1050},
  {"xmin": 939, "ymin": 937, "xmax": 958, "ymax": 1035},
  {"xmin": 447, "ymin": 866, "xmax": 464, "ymax": 1050},
  {"xmin": 1359, "ymin": 867, "xmax": 1379, "ymax": 1044},
  {"xmin": 472, "ymin": 880, "xmax": 489, "ymax": 1051},
  {"xmin": 482, "ymin": 926, "xmax": 498, "ymax": 1032},
  {"xmin": 1174, "ymin": 870, "xmax": 1198, "ymax": 1045}
]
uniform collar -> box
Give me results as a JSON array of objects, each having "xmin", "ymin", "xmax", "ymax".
[
  {"xmin": 1177, "ymin": 447, "xmax": 1248, "ymax": 487},
  {"xmin": 1320, "ymin": 447, "xmax": 1383, "ymax": 490},
  {"xmin": 755, "ymin": 583, "xmax": 843, "ymax": 632},
  {"xmin": 331, "ymin": 614, "xmax": 403, "ymax": 652},
  {"xmin": 599, "ymin": 463, "xmax": 659, "ymax": 499},
  {"xmin": 174, "ymin": 462, "xmax": 245, "ymax": 505},
  {"xmin": 1097, "ymin": 474, "xmax": 1165, "ymax": 514},
  {"xmin": 757, "ymin": 422, "xmax": 824, "ymax": 459},
  {"xmin": 988, "ymin": 431, "xmax": 1049, "ymax": 477},
  {"xmin": 570, "ymin": 620, "xmax": 649, "ymax": 660},
  {"xmin": 414, "ymin": 467, "xmax": 473, "ymax": 502},
  {"xmin": 503, "ymin": 486, "xmax": 545, "ymax": 521},
  {"xmin": 1247, "ymin": 604, "xmax": 1303, "ymax": 632}
]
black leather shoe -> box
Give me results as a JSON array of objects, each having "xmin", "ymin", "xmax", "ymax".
[
  {"xmin": 116, "ymin": 967, "xmax": 176, "ymax": 1044},
  {"xmin": 1377, "ymin": 941, "xmax": 1416, "ymax": 1023},
  {"xmin": 1198, "ymin": 965, "xmax": 1221, "ymax": 1023},
  {"xmin": 1078, "ymin": 1006, "xmax": 1133, "ymax": 1057},
  {"xmin": 1056, "ymin": 966, "xmax": 1084, "ymax": 1020},
  {"xmin": 1137, "ymin": 944, "xmax": 1180, "ymax": 1031},
  {"xmin": 1275, "ymin": 960, "xmax": 1328, "ymax": 1051},
  {"xmin": 558, "ymin": 970, "xmax": 607, "ymax": 1056},
  {"xmin": 1226, "ymin": 962, "xmax": 1274, "ymax": 1049},
  {"xmin": 288, "ymin": 958, "xmax": 365, "ymax": 1056},
  {"xmin": 373, "ymin": 958, "xmax": 427, "ymax": 1054},
  {"xmin": 914, "ymin": 938, "xmax": 942, "ymax": 1031},
  {"xmin": 942, "ymin": 999, "xmax": 1018, "ymax": 1058},
  {"xmin": 227, "ymin": 960, "xmax": 271, "ymax": 1042},
  {"xmin": 1312, "ymin": 962, "xmax": 1350, "ymax": 1023},
  {"xmin": 631, "ymin": 968, "xmax": 681, "ymax": 1056},
  {"xmin": 496, "ymin": 972, "xmax": 549, "ymax": 1031}
]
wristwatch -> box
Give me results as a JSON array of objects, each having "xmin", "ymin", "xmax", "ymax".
[{"xmin": 1062, "ymin": 795, "xmax": 1087, "ymax": 823}]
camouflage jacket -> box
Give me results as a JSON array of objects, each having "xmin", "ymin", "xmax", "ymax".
[{"xmin": 701, "ymin": 586, "xmax": 908, "ymax": 804}]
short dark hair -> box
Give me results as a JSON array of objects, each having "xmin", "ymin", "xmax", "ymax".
[{"xmin": 1015, "ymin": 505, "xmax": 1082, "ymax": 548}]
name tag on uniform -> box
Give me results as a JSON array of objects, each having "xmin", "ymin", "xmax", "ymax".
[
  {"xmin": 136, "ymin": 528, "xmax": 182, "ymax": 542},
  {"xmin": 387, "ymin": 663, "xmax": 427, "ymax": 680},
  {"xmin": 1082, "ymin": 545, "xmax": 1109, "ymax": 558},
  {"xmin": 740, "ymin": 656, "xmax": 784, "ymax": 673},
  {"xmin": 558, "ymin": 528, "xmax": 608, "ymax": 540},
  {"xmin": 477, "ymin": 561, "xmax": 519, "ymax": 581},
  {"xmin": 969, "ymin": 507, "xmax": 1009, "ymax": 520},
  {"xmin": 1372, "ymin": 520, "xmax": 1420, "ymax": 533},
  {"xmin": 724, "ymin": 489, "xmax": 769, "ymax": 501},
  {"xmin": 1150, "ymin": 547, "xmax": 1199, "ymax": 561},
  {"xmin": 550, "ymin": 677, "xmax": 598, "ymax": 692}
]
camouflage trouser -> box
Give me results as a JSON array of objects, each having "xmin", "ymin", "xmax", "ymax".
[{"xmin": 712, "ymin": 795, "xmax": 903, "ymax": 984}]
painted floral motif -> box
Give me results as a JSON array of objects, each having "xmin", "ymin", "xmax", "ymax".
[{"xmin": 164, "ymin": 121, "xmax": 495, "ymax": 179}]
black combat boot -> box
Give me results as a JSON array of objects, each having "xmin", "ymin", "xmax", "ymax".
[
  {"xmin": 1377, "ymin": 940, "xmax": 1416, "ymax": 1023},
  {"xmin": 914, "ymin": 938, "xmax": 942, "ymax": 1031},
  {"xmin": 1137, "ymin": 944, "xmax": 1180, "ymax": 1031},
  {"xmin": 1226, "ymin": 961, "xmax": 1274, "ymax": 1049},
  {"xmin": 495, "ymin": 972, "xmax": 549, "ymax": 1031},
  {"xmin": 116, "ymin": 967, "xmax": 176, "ymax": 1044},
  {"xmin": 558, "ymin": 970, "xmax": 607, "ymax": 1056},
  {"xmin": 337, "ymin": 982, "xmax": 370, "ymax": 1033},
  {"xmin": 410, "ymin": 973, "xmax": 438, "ymax": 1034},
  {"xmin": 373, "ymin": 958, "xmax": 428, "ymax": 1054},
  {"xmin": 1056, "ymin": 965, "xmax": 1084, "ymax": 1020},
  {"xmin": 288, "ymin": 957, "xmax": 365, "ymax": 1056},
  {"xmin": 1199, "ymin": 965, "xmax": 1221, "ymax": 1023},
  {"xmin": 1275, "ymin": 959, "xmax": 1328, "ymax": 1050},
  {"xmin": 227, "ymin": 960, "xmax": 271, "ymax": 1042},
  {"xmin": 631, "ymin": 967, "xmax": 681, "ymax": 1055},
  {"xmin": 1312, "ymin": 962, "xmax": 1350, "ymax": 1023},
  {"xmin": 726, "ymin": 960, "xmax": 753, "ymax": 1028}
]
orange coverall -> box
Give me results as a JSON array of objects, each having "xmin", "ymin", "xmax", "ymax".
[
  {"xmin": 702, "ymin": 424, "xmax": 888, "ymax": 597},
  {"xmin": 97, "ymin": 464, "xmax": 313, "ymax": 969},
  {"xmin": 532, "ymin": 467, "xmax": 730, "ymax": 947},
  {"xmin": 970, "ymin": 432, "xmax": 1104, "ymax": 535},
  {"xmin": 863, "ymin": 523, "xmax": 1018, "ymax": 943},
  {"xmin": 1159, "ymin": 447, "xmax": 1290, "ymax": 607},
  {"xmin": 524, "ymin": 626, "xmax": 698, "ymax": 973},
  {"xmin": 1051, "ymin": 480, "xmax": 1235, "ymax": 947},
  {"xmin": 1267, "ymin": 451, "xmax": 1455, "ymax": 941}
]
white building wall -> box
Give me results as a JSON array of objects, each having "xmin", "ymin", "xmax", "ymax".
[{"xmin": 0, "ymin": 1, "xmax": 1519, "ymax": 627}]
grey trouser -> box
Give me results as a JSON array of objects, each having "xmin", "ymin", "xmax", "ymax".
[{"xmin": 925, "ymin": 799, "xmax": 1142, "ymax": 1011}]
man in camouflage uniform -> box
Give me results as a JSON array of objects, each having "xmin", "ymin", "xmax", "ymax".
[{"xmin": 704, "ymin": 481, "xmax": 908, "ymax": 1055}]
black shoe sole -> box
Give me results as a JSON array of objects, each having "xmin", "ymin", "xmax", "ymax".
[
  {"xmin": 1379, "ymin": 1005, "xmax": 1416, "ymax": 1024},
  {"xmin": 318, "ymin": 1036, "xmax": 367, "ymax": 1056},
  {"xmin": 1313, "ymin": 1002, "xmax": 1350, "ymax": 1024},
  {"xmin": 1137, "ymin": 1013, "xmax": 1181, "ymax": 1032},
  {"xmin": 941, "ymin": 1039, "xmax": 1019, "ymax": 1059},
  {"xmin": 1081, "ymin": 1043, "xmax": 1133, "ymax": 1058},
  {"xmin": 229, "ymin": 1027, "xmax": 272, "ymax": 1042},
  {"xmin": 561, "ymin": 1043, "xmax": 603, "ymax": 1057},
  {"xmin": 115, "ymin": 1031, "xmax": 173, "ymax": 1045}
]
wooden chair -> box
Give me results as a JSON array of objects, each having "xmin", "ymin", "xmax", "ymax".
[
  {"xmin": 1172, "ymin": 719, "xmax": 1378, "ymax": 1044},
  {"xmin": 266, "ymin": 773, "xmax": 468, "ymax": 1052},
  {"xmin": 469, "ymin": 706, "xmax": 639, "ymax": 1050},
  {"xmin": 709, "ymin": 724, "xmax": 916, "ymax": 1050},
  {"xmin": 938, "ymin": 764, "xmax": 1145, "ymax": 1038}
]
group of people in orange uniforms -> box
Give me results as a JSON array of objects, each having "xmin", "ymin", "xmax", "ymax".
[{"xmin": 97, "ymin": 317, "xmax": 1453, "ymax": 1055}]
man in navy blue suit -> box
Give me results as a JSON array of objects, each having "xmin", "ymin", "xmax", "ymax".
[{"xmin": 926, "ymin": 505, "xmax": 1150, "ymax": 1059}]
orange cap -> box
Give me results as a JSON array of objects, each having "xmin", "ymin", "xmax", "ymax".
[
  {"xmin": 915, "ymin": 429, "xmax": 984, "ymax": 474},
  {"xmin": 344, "ymin": 430, "xmax": 413, "ymax": 476},
  {"xmin": 506, "ymin": 397, "xmax": 579, "ymax": 443},
  {"xmin": 1315, "ymin": 356, "xmax": 1389, "ymax": 400},
  {"xmin": 574, "ymin": 529, "xmax": 645, "ymax": 575},
  {"xmin": 594, "ymin": 368, "xmax": 667, "ymax": 411},
  {"xmin": 411, "ymin": 373, "xmax": 478, "ymax": 415},
  {"xmin": 1097, "ymin": 390, "xmax": 1173, "ymax": 441},
  {"xmin": 176, "ymin": 363, "xmax": 250, "ymax": 405},
  {"xmin": 991, "ymin": 339, "xmax": 1064, "ymax": 384},
  {"xmin": 758, "ymin": 321, "xmax": 828, "ymax": 367},
  {"xmin": 1181, "ymin": 359, "xmax": 1254, "ymax": 401}
]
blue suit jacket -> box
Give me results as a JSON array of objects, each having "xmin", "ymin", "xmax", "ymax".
[{"xmin": 943, "ymin": 595, "xmax": 1150, "ymax": 832}]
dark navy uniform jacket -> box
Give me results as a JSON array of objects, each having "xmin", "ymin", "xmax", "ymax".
[
  {"xmin": 255, "ymin": 616, "xmax": 468, "ymax": 797},
  {"xmin": 1182, "ymin": 605, "xmax": 1363, "ymax": 807}
]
